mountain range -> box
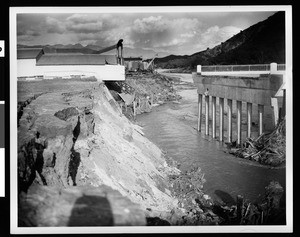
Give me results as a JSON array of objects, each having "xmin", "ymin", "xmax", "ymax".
[
  {"xmin": 154, "ymin": 11, "xmax": 285, "ymax": 69},
  {"xmin": 17, "ymin": 43, "xmax": 170, "ymax": 59},
  {"xmin": 18, "ymin": 11, "xmax": 285, "ymax": 68}
]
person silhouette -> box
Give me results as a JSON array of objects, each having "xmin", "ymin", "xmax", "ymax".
[{"xmin": 116, "ymin": 39, "xmax": 123, "ymax": 64}]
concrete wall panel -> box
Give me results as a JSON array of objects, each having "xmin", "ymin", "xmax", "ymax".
[{"xmin": 193, "ymin": 73, "xmax": 283, "ymax": 106}]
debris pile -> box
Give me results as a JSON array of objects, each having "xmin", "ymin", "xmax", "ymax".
[
  {"xmin": 105, "ymin": 71, "xmax": 181, "ymax": 120},
  {"xmin": 212, "ymin": 181, "xmax": 285, "ymax": 225},
  {"xmin": 168, "ymin": 166, "xmax": 220, "ymax": 225},
  {"xmin": 227, "ymin": 118, "xmax": 286, "ymax": 167}
]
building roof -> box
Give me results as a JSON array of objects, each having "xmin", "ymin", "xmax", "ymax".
[
  {"xmin": 36, "ymin": 54, "xmax": 118, "ymax": 66},
  {"xmin": 124, "ymin": 57, "xmax": 143, "ymax": 61},
  {"xmin": 17, "ymin": 48, "xmax": 44, "ymax": 59}
]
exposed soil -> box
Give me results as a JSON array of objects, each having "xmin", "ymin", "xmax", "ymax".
[{"xmin": 17, "ymin": 76, "xmax": 285, "ymax": 226}]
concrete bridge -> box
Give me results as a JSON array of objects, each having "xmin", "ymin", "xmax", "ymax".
[{"xmin": 192, "ymin": 63, "xmax": 285, "ymax": 144}]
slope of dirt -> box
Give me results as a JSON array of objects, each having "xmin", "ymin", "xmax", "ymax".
[{"xmin": 17, "ymin": 80, "xmax": 182, "ymax": 224}]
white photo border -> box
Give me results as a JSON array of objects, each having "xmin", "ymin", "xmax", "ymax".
[{"xmin": 10, "ymin": 5, "xmax": 293, "ymax": 234}]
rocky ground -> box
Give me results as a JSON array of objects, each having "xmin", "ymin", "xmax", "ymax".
[{"xmin": 17, "ymin": 78, "xmax": 219, "ymax": 226}]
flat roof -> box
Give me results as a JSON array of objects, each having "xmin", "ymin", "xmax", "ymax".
[
  {"xmin": 36, "ymin": 54, "xmax": 118, "ymax": 66},
  {"xmin": 17, "ymin": 48, "xmax": 44, "ymax": 59}
]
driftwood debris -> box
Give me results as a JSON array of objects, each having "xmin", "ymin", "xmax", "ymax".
[
  {"xmin": 227, "ymin": 118, "xmax": 286, "ymax": 166},
  {"xmin": 18, "ymin": 184, "xmax": 146, "ymax": 227}
]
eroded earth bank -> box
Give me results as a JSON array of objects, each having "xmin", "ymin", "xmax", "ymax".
[
  {"xmin": 17, "ymin": 75, "xmax": 285, "ymax": 227},
  {"xmin": 17, "ymin": 79, "xmax": 216, "ymax": 226}
]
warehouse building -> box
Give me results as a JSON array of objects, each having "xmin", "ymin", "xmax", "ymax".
[{"xmin": 17, "ymin": 48, "xmax": 125, "ymax": 81}]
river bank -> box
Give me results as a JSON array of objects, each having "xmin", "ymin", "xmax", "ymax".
[
  {"xmin": 135, "ymin": 72, "xmax": 286, "ymax": 224},
  {"xmin": 17, "ymin": 72, "xmax": 286, "ymax": 226},
  {"xmin": 17, "ymin": 78, "xmax": 222, "ymax": 226}
]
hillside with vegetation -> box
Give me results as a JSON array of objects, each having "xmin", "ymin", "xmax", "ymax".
[{"xmin": 155, "ymin": 11, "xmax": 285, "ymax": 69}]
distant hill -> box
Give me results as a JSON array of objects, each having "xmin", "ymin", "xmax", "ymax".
[
  {"xmin": 17, "ymin": 44, "xmax": 171, "ymax": 59},
  {"xmin": 154, "ymin": 11, "xmax": 285, "ymax": 69}
]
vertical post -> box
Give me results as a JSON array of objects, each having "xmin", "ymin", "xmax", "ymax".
[
  {"xmin": 271, "ymin": 98, "xmax": 279, "ymax": 126},
  {"xmin": 247, "ymin": 102, "xmax": 252, "ymax": 138},
  {"xmin": 237, "ymin": 100, "xmax": 242, "ymax": 145},
  {"xmin": 258, "ymin": 104, "xmax": 264, "ymax": 135},
  {"xmin": 237, "ymin": 195, "xmax": 244, "ymax": 224},
  {"xmin": 270, "ymin": 62, "xmax": 278, "ymax": 74},
  {"xmin": 197, "ymin": 94, "xmax": 203, "ymax": 132},
  {"xmin": 227, "ymin": 99, "xmax": 232, "ymax": 143},
  {"xmin": 205, "ymin": 95, "xmax": 209, "ymax": 135},
  {"xmin": 282, "ymin": 89, "xmax": 286, "ymax": 119},
  {"xmin": 197, "ymin": 65, "xmax": 202, "ymax": 74},
  {"xmin": 212, "ymin": 96, "xmax": 216, "ymax": 138},
  {"xmin": 219, "ymin": 98, "xmax": 224, "ymax": 142}
]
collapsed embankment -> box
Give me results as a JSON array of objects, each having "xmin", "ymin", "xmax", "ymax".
[
  {"xmin": 18, "ymin": 79, "xmax": 186, "ymax": 226},
  {"xmin": 17, "ymin": 75, "xmax": 286, "ymax": 227}
]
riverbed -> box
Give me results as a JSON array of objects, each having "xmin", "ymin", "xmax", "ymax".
[{"xmin": 137, "ymin": 72, "xmax": 285, "ymax": 205}]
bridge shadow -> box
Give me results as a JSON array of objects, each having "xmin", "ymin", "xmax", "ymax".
[{"xmin": 68, "ymin": 195, "xmax": 114, "ymax": 226}]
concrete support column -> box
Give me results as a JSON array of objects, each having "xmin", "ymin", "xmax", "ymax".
[
  {"xmin": 258, "ymin": 104, "xmax": 264, "ymax": 135},
  {"xmin": 227, "ymin": 99, "xmax": 232, "ymax": 143},
  {"xmin": 197, "ymin": 94, "xmax": 203, "ymax": 132},
  {"xmin": 205, "ymin": 95, "xmax": 209, "ymax": 135},
  {"xmin": 247, "ymin": 102, "xmax": 252, "ymax": 138},
  {"xmin": 237, "ymin": 100, "xmax": 242, "ymax": 145},
  {"xmin": 212, "ymin": 96, "xmax": 216, "ymax": 138},
  {"xmin": 219, "ymin": 97, "xmax": 224, "ymax": 142}
]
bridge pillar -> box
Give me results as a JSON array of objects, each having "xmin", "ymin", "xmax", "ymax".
[
  {"xmin": 247, "ymin": 102, "xmax": 252, "ymax": 138},
  {"xmin": 237, "ymin": 100, "xmax": 242, "ymax": 145},
  {"xmin": 212, "ymin": 96, "xmax": 216, "ymax": 138},
  {"xmin": 219, "ymin": 97, "xmax": 224, "ymax": 142},
  {"xmin": 205, "ymin": 95, "xmax": 209, "ymax": 135},
  {"xmin": 197, "ymin": 94, "xmax": 203, "ymax": 132},
  {"xmin": 227, "ymin": 99, "xmax": 232, "ymax": 143},
  {"xmin": 258, "ymin": 104, "xmax": 264, "ymax": 135}
]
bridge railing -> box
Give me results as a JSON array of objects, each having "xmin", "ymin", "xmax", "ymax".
[
  {"xmin": 277, "ymin": 64, "xmax": 286, "ymax": 71},
  {"xmin": 198, "ymin": 63, "xmax": 285, "ymax": 76}
]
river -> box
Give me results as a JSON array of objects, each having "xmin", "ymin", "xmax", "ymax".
[{"xmin": 136, "ymin": 72, "xmax": 285, "ymax": 205}]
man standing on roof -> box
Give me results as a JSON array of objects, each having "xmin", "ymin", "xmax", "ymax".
[{"xmin": 116, "ymin": 39, "xmax": 123, "ymax": 64}]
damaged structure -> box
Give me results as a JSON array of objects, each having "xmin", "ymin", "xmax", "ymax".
[{"xmin": 17, "ymin": 43, "xmax": 125, "ymax": 81}]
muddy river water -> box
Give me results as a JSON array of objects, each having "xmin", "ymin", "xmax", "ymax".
[{"xmin": 137, "ymin": 72, "xmax": 285, "ymax": 205}]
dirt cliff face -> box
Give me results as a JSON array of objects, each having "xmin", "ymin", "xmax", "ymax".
[{"xmin": 17, "ymin": 81, "xmax": 180, "ymax": 219}]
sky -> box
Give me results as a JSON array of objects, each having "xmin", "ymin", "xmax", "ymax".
[{"xmin": 17, "ymin": 10, "xmax": 277, "ymax": 56}]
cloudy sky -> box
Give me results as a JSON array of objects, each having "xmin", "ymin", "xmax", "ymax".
[{"xmin": 17, "ymin": 10, "xmax": 276, "ymax": 55}]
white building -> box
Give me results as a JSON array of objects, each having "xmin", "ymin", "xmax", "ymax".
[
  {"xmin": 17, "ymin": 48, "xmax": 125, "ymax": 81},
  {"xmin": 17, "ymin": 48, "xmax": 45, "ymax": 80}
]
